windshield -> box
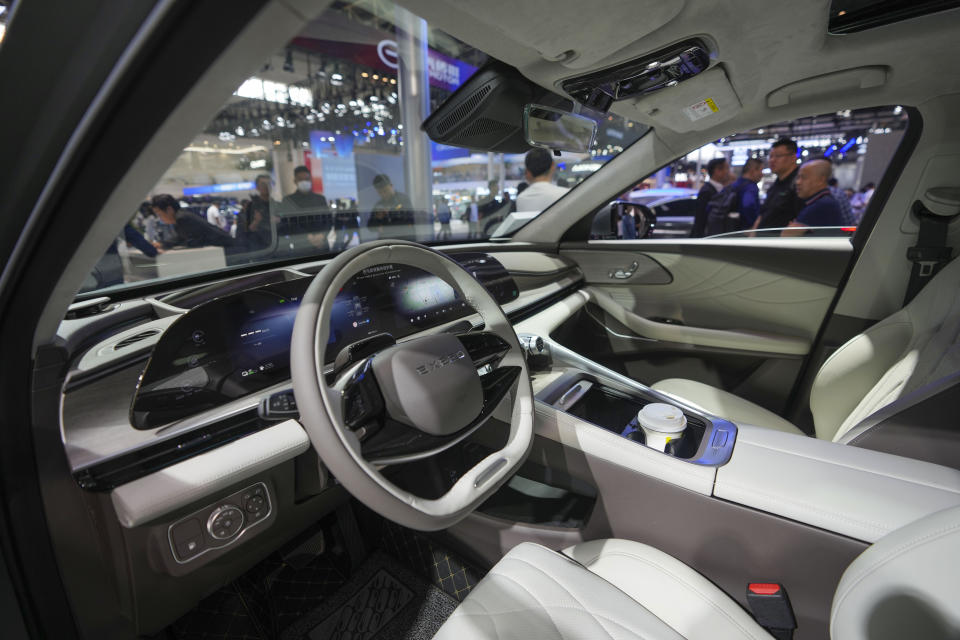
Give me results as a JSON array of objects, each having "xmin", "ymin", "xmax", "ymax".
[{"xmin": 80, "ymin": 0, "xmax": 647, "ymax": 296}]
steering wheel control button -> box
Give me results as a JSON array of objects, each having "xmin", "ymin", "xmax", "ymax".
[
  {"xmin": 259, "ymin": 389, "xmax": 299, "ymax": 421},
  {"xmin": 342, "ymin": 359, "xmax": 385, "ymax": 430},
  {"xmin": 207, "ymin": 505, "xmax": 244, "ymax": 540},
  {"xmin": 458, "ymin": 332, "xmax": 512, "ymax": 369}
]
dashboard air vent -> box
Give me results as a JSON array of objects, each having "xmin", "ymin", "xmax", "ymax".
[{"xmin": 114, "ymin": 329, "xmax": 161, "ymax": 351}]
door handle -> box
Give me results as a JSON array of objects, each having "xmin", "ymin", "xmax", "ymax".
[{"xmin": 609, "ymin": 261, "xmax": 639, "ymax": 279}]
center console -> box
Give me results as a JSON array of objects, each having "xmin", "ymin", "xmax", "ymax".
[{"xmin": 522, "ymin": 334, "xmax": 737, "ymax": 467}]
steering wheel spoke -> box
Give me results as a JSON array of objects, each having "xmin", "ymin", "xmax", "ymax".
[
  {"xmin": 361, "ymin": 363, "xmax": 521, "ymax": 464},
  {"xmin": 456, "ymin": 331, "xmax": 512, "ymax": 372},
  {"xmin": 339, "ymin": 357, "xmax": 386, "ymax": 434}
]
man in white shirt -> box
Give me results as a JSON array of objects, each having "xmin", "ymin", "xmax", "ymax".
[
  {"xmin": 515, "ymin": 148, "xmax": 569, "ymax": 212},
  {"xmin": 206, "ymin": 202, "xmax": 224, "ymax": 229}
]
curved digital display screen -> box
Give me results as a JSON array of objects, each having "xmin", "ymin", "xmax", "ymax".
[{"xmin": 131, "ymin": 253, "xmax": 518, "ymax": 429}]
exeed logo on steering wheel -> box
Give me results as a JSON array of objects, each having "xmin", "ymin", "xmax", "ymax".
[{"xmin": 415, "ymin": 350, "xmax": 466, "ymax": 375}]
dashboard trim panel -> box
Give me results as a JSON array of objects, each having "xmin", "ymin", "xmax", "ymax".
[{"xmin": 62, "ymin": 256, "xmax": 583, "ymax": 491}]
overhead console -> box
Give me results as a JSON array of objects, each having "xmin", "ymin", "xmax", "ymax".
[
  {"xmin": 562, "ymin": 39, "xmax": 711, "ymax": 112},
  {"xmin": 131, "ymin": 253, "xmax": 518, "ymax": 429}
]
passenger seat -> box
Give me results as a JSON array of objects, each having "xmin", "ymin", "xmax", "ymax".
[{"xmin": 653, "ymin": 231, "xmax": 960, "ymax": 442}]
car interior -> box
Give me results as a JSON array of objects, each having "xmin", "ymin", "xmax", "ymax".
[{"xmin": 3, "ymin": 1, "xmax": 960, "ymax": 639}]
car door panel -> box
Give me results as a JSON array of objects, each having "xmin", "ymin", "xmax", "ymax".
[
  {"xmin": 555, "ymin": 238, "xmax": 852, "ymax": 414},
  {"xmin": 585, "ymin": 286, "xmax": 811, "ymax": 354},
  {"xmin": 561, "ymin": 250, "xmax": 672, "ymax": 284}
]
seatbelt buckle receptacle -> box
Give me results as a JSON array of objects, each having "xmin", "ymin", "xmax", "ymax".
[{"xmin": 746, "ymin": 582, "xmax": 796, "ymax": 640}]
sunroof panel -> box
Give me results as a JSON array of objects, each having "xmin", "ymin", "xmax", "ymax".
[{"xmin": 829, "ymin": 0, "xmax": 960, "ymax": 34}]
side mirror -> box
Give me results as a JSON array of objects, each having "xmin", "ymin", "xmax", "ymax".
[
  {"xmin": 523, "ymin": 104, "xmax": 597, "ymax": 154},
  {"xmin": 610, "ymin": 201, "xmax": 656, "ymax": 239}
]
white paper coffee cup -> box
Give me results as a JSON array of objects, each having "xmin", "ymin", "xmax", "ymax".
[{"xmin": 637, "ymin": 403, "xmax": 687, "ymax": 452}]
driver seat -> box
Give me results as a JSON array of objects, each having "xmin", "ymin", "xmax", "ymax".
[{"xmin": 433, "ymin": 505, "xmax": 960, "ymax": 639}]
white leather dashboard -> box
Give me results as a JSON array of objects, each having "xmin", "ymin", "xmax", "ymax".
[
  {"xmin": 715, "ymin": 424, "xmax": 960, "ymax": 542},
  {"xmin": 110, "ymin": 420, "xmax": 309, "ymax": 527}
]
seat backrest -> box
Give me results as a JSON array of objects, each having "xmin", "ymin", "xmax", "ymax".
[
  {"xmin": 810, "ymin": 254, "xmax": 960, "ymax": 441},
  {"xmin": 830, "ymin": 504, "xmax": 960, "ymax": 640}
]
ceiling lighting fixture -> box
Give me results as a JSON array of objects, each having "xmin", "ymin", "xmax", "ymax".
[
  {"xmin": 283, "ymin": 49, "xmax": 295, "ymax": 73},
  {"xmin": 184, "ymin": 144, "xmax": 268, "ymax": 155}
]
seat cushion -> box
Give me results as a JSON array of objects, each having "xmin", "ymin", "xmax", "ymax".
[
  {"xmin": 652, "ymin": 378, "xmax": 805, "ymax": 436},
  {"xmin": 566, "ymin": 540, "xmax": 773, "ymax": 640},
  {"xmin": 433, "ymin": 540, "xmax": 772, "ymax": 640}
]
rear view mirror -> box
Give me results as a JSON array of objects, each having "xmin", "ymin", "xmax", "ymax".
[{"xmin": 523, "ymin": 105, "xmax": 597, "ymax": 154}]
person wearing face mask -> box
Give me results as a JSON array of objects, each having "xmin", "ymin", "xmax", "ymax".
[{"xmin": 277, "ymin": 165, "xmax": 332, "ymax": 254}]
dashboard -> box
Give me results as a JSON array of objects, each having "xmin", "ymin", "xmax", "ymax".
[
  {"xmin": 54, "ymin": 246, "xmax": 582, "ymax": 627},
  {"xmin": 131, "ymin": 253, "xmax": 519, "ymax": 429}
]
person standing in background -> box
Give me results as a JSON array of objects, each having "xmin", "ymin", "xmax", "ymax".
[
  {"xmin": 369, "ymin": 174, "xmax": 414, "ymax": 240},
  {"xmin": 151, "ymin": 194, "xmax": 235, "ymax": 248},
  {"xmin": 782, "ymin": 159, "xmax": 845, "ymax": 236},
  {"xmin": 850, "ymin": 182, "xmax": 876, "ymax": 222},
  {"xmin": 754, "ymin": 138, "xmax": 803, "ymax": 231},
  {"xmin": 828, "ymin": 177, "xmax": 856, "ymax": 225},
  {"xmin": 435, "ymin": 196, "xmax": 452, "ymax": 241},
  {"xmin": 239, "ymin": 175, "xmax": 273, "ymax": 250},
  {"xmin": 691, "ymin": 157, "xmax": 731, "ymax": 237},
  {"xmin": 277, "ymin": 165, "xmax": 331, "ymax": 254},
  {"xmin": 515, "ymin": 148, "xmax": 569, "ymax": 212},
  {"xmin": 206, "ymin": 201, "xmax": 224, "ymax": 230}
]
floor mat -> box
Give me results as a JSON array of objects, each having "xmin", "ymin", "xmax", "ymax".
[
  {"xmin": 279, "ymin": 550, "xmax": 457, "ymax": 640},
  {"xmin": 169, "ymin": 508, "xmax": 478, "ymax": 640},
  {"xmin": 375, "ymin": 519, "xmax": 482, "ymax": 603}
]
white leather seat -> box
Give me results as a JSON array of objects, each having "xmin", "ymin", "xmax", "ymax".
[
  {"xmin": 653, "ymin": 253, "xmax": 960, "ymax": 442},
  {"xmin": 434, "ymin": 539, "xmax": 772, "ymax": 640},
  {"xmin": 434, "ymin": 505, "xmax": 960, "ymax": 639}
]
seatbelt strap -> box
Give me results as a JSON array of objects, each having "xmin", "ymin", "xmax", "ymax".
[{"xmin": 904, "ymin": 201, "xmax": 954, "ymax": 305}]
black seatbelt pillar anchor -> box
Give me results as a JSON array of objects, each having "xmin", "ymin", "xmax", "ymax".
[
  {"xmin": 746, "ymin": 583, "xmax": 796, "ymax": 640},
  {"xmin": 903, "ymin": 199, "xmax": 958, "ymax": 305}
]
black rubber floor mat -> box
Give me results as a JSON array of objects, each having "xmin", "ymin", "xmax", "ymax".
[
  {"xmin": 377, "ymin": 520, "xmax": 482, "ymax": 602},
  {"xmin": 168, "ymin": 581, "xmax": 273, "ymax": 640},
  {"xmin": 170, "ymin": 531, "xmax": 349, "ymax": 640},
  {"xmin": 281, "ymin": 551, "xmax": 457, "ymax": 640}
]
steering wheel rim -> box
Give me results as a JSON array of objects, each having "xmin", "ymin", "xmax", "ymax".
[{"xmin": 290, "ymin": 240, "xmax": 534, "ymax": 531}]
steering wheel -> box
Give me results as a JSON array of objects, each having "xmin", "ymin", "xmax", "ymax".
[{"xmin": 290, "ymin": 240, "xmax": 534, "ymax": 531}]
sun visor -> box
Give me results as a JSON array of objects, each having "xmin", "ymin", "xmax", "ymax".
[
  {"xmin": 766, "ymin": 67, "xmax": 888, "ymax": 108},
  {"xmin": 629, "ymin": 66, "xmax": 741, "ymax": 133}
]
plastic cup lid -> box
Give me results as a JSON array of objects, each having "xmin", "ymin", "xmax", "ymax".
[{"xmin": 638, "ymin": 403, "xmax": 687, "ymax": 434}]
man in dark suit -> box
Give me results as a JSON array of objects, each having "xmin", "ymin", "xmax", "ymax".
[{"xmin": 691, "ymin": 157, "xmax": 731, "ymax": 237}]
